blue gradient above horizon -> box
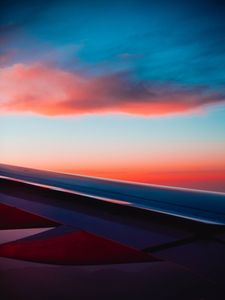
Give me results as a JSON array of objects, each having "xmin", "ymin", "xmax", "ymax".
[{"xmin": 0, "ymin": 0, "xmax": 225, "ymax": 191}]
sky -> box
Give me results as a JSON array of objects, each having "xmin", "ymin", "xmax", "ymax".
[{"xmin": 0, "ymin": 0, "xmax": 225, "ymax": 191}]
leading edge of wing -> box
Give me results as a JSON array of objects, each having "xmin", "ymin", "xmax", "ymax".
[{"xmin": 0, "ymin": 163, "xmax": 225, "ymax": 226}]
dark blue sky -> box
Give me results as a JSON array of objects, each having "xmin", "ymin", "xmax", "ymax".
[
  {"xmin": 1, "ymin": 1, "xmax": 225, "ymax": 191},
  {"xmin": 1, "ymin": 0, "xmax": 225, "ymax": 92}
]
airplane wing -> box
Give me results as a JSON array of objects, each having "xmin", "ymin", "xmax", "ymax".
[{"xmin": 1, "ymin": 163, "xmax": 225, "ymax": 299}]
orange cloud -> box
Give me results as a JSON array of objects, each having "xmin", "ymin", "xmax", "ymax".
[{"xmin": 0, "ymin": 63, "xmax": 224, "ymax": 116}]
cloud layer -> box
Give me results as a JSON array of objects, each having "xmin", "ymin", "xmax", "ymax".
[{"xmin": 0, "ymin": 63, "xmax": 224, "ymax": 116}]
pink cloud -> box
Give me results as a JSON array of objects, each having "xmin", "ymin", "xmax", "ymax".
[
  {"xmin": 0, "ymin": 50, "xmax": 15, "ymax": 66},
  {"xmin": 0, "ymin": 63, "xmax": 224, "ymax": 116}
]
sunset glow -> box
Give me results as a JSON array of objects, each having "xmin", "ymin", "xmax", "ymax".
[{"xmin": 1, "ymin": 0, "xmax": 225, "ymax": 192}]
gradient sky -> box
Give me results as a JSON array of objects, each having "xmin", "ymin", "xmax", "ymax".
[{"xmin": 1, "ymin": 0, "xmax": 225, "ymax": 191}]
